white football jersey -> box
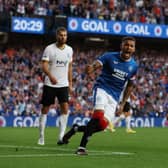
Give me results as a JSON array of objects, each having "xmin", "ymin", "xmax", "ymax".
[{"xmin": 42, "ymin": 43, "xmax": 73, "ymax": 87}]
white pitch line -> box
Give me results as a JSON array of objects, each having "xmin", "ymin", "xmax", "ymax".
[
  {"xmin": 0, "ymin": 152, "xmax": 133, "ymax": 158},
  {"xmin": 0, "ymin": 154, "xmax": 76, "ymax": 158},
  {"xmin": 0, "ymin": 144, "xmax": 74, "ymax": 152},
  {"xmin": 0, "ymin": 144, "xmax": 135, "ymax": 156}
]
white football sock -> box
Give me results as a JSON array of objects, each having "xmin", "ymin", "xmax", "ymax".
[
  {"xmin": 39, "ymin": 114, "xmax": 47, "ymax": 138},
  {"xmin": 58, "ymin": 114, "xmax": 68, "ymax": 141},
  {"xmin": 114, "ymin": 114, "xmax": 125, "ymax": 125},
  {"xmin": 125, "ymin": 116, "xmax": 131, "ymax": 129}
]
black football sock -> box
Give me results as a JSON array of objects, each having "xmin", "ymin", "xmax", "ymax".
[
  {"xmin": 63, "ymin": 125, "xmax": 86, "ymax": 142},
  {"xmin": 77, "ymin": 125, "xmax": 86, "ymax": 132},
  {"xmin": 63, "ymin": 126, "xmax": 76, "ymax": 142},
  {"xmin": 79, "ymin": 118, "xmax": 101, "ymax": 148}
]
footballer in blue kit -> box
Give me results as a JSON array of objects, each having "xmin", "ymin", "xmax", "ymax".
[
  {"xmin": 95, "ymin": 51, "xmax": 138, "ymax": 102},
  {"xmin": 62, "ymin": 36, "xmax": 138, "ymax": 155}
]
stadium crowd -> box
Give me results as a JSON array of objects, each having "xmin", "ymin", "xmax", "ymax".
[
  {"xmin": 0, "ymin": 45, "xmax": 167, "ymax": 118},
  {"xmin": 1, "ymin": 0, "xmax": 168, "ymax": 25}
]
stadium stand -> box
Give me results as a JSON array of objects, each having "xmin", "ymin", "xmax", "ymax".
[
  {"xmin": 0, "ymin": 0, "xmax": 167, "ymax": 121},
  {"xmin": 0, "ymin": 44, "xmax": 167, "ymax": 118},
  {"xmin": 0, "ymin": 0, "xmax": 168, "ymax": 24}
]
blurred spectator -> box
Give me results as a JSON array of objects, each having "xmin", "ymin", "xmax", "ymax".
[
  {"xmin": 1, "ymin": 0, "xmax": 168, "ymax": 25},
  {"xmin": 0, "ymin": 43, "xmax": 167, "ymax": 118}
]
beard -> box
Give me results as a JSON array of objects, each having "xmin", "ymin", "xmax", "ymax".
[
  {"xmin": 57, "ymin": 38, "xmax": 67, "ymax": 45},
  {"xmin": 121, "ymin": 52, "xmax": 132, "ymax": 60}
]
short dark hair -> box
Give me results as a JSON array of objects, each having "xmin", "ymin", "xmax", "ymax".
[
  {"xmin": 122, "ymin": 36, "xmax": 136, "ymax": 43},
  {"xmin": 56, "ymin": 27, "xmax": 67, "ymax": 35}
]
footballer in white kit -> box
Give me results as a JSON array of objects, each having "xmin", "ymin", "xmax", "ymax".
[{"xmin": 38, "ymin": 27, "xmax": 73, "ymax": 146}]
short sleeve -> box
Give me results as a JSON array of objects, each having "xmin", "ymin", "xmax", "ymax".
[
  {"xmin": 69, "ymin": 47, "xmax": 73, "ymax": 62},
  {"xmin": 41, "ymin": 46, "xmax": 50, "ymax": 61},
  {"xmin": 97, "ymin": 52, "xmax": 109, "ymax": 66},
  {"xmin": 130, "ymin": 64, "xmax": 138, "ymax": 81}
]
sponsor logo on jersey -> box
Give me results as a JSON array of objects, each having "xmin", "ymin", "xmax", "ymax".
[
  {"xmin": 112, "ymin": 68, "xmax": 128, "ymax": 80},
  {"xmin": 56, "ymin": 60, "xmax": 68, "ymax": 66},
  {"xmin": 43, "ymin": 55, "xmax": 47, "ymax": 58}
]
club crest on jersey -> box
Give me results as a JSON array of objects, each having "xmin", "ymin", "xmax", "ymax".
[
  {"xmin": 128, "ymin": 66, "xmax": 133, "ymax": 72},
  {"xmin": 113, "ymin": 61, "xmax": 118, "ymax": 64}
]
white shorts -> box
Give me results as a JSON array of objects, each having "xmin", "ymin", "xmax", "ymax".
[{"xmin": 93, "ymin": 88, "xmax": 118, "ymax": 122}]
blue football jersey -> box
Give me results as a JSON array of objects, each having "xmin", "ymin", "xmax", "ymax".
[{"xmin": 94, "ymin": 52, "xmax": 138, "ymax": 102}]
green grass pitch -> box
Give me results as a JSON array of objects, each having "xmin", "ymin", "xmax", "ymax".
[{"xmin": 0, "ymin": 127, "xmax": 168, "ymax": 168}]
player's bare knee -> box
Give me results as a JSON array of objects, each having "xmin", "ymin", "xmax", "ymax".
[{"xmin": 60, "ymin": 103, "xmax": 69, "ymax": 114}]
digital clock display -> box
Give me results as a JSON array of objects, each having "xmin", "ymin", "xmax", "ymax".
[{"xmin": 11, "ymin": 17, "xmax": 44, "ymax": 34}]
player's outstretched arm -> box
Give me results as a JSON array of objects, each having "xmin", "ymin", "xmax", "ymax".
[{"xmin": 85, "ymin": 60, "xmax": 102, "ymax": 75}]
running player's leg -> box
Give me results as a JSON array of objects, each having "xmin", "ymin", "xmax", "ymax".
[
  {"xmin": 76, "ymin": 110, "xmax": 108, "ymax": 155},
  {"xmin": 62, "ymin": 124, "xmax": 86, "ymax": 144},
  {"xmin": 76, "ymin": 88, "xmax": 117, "ymax": 155}
]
